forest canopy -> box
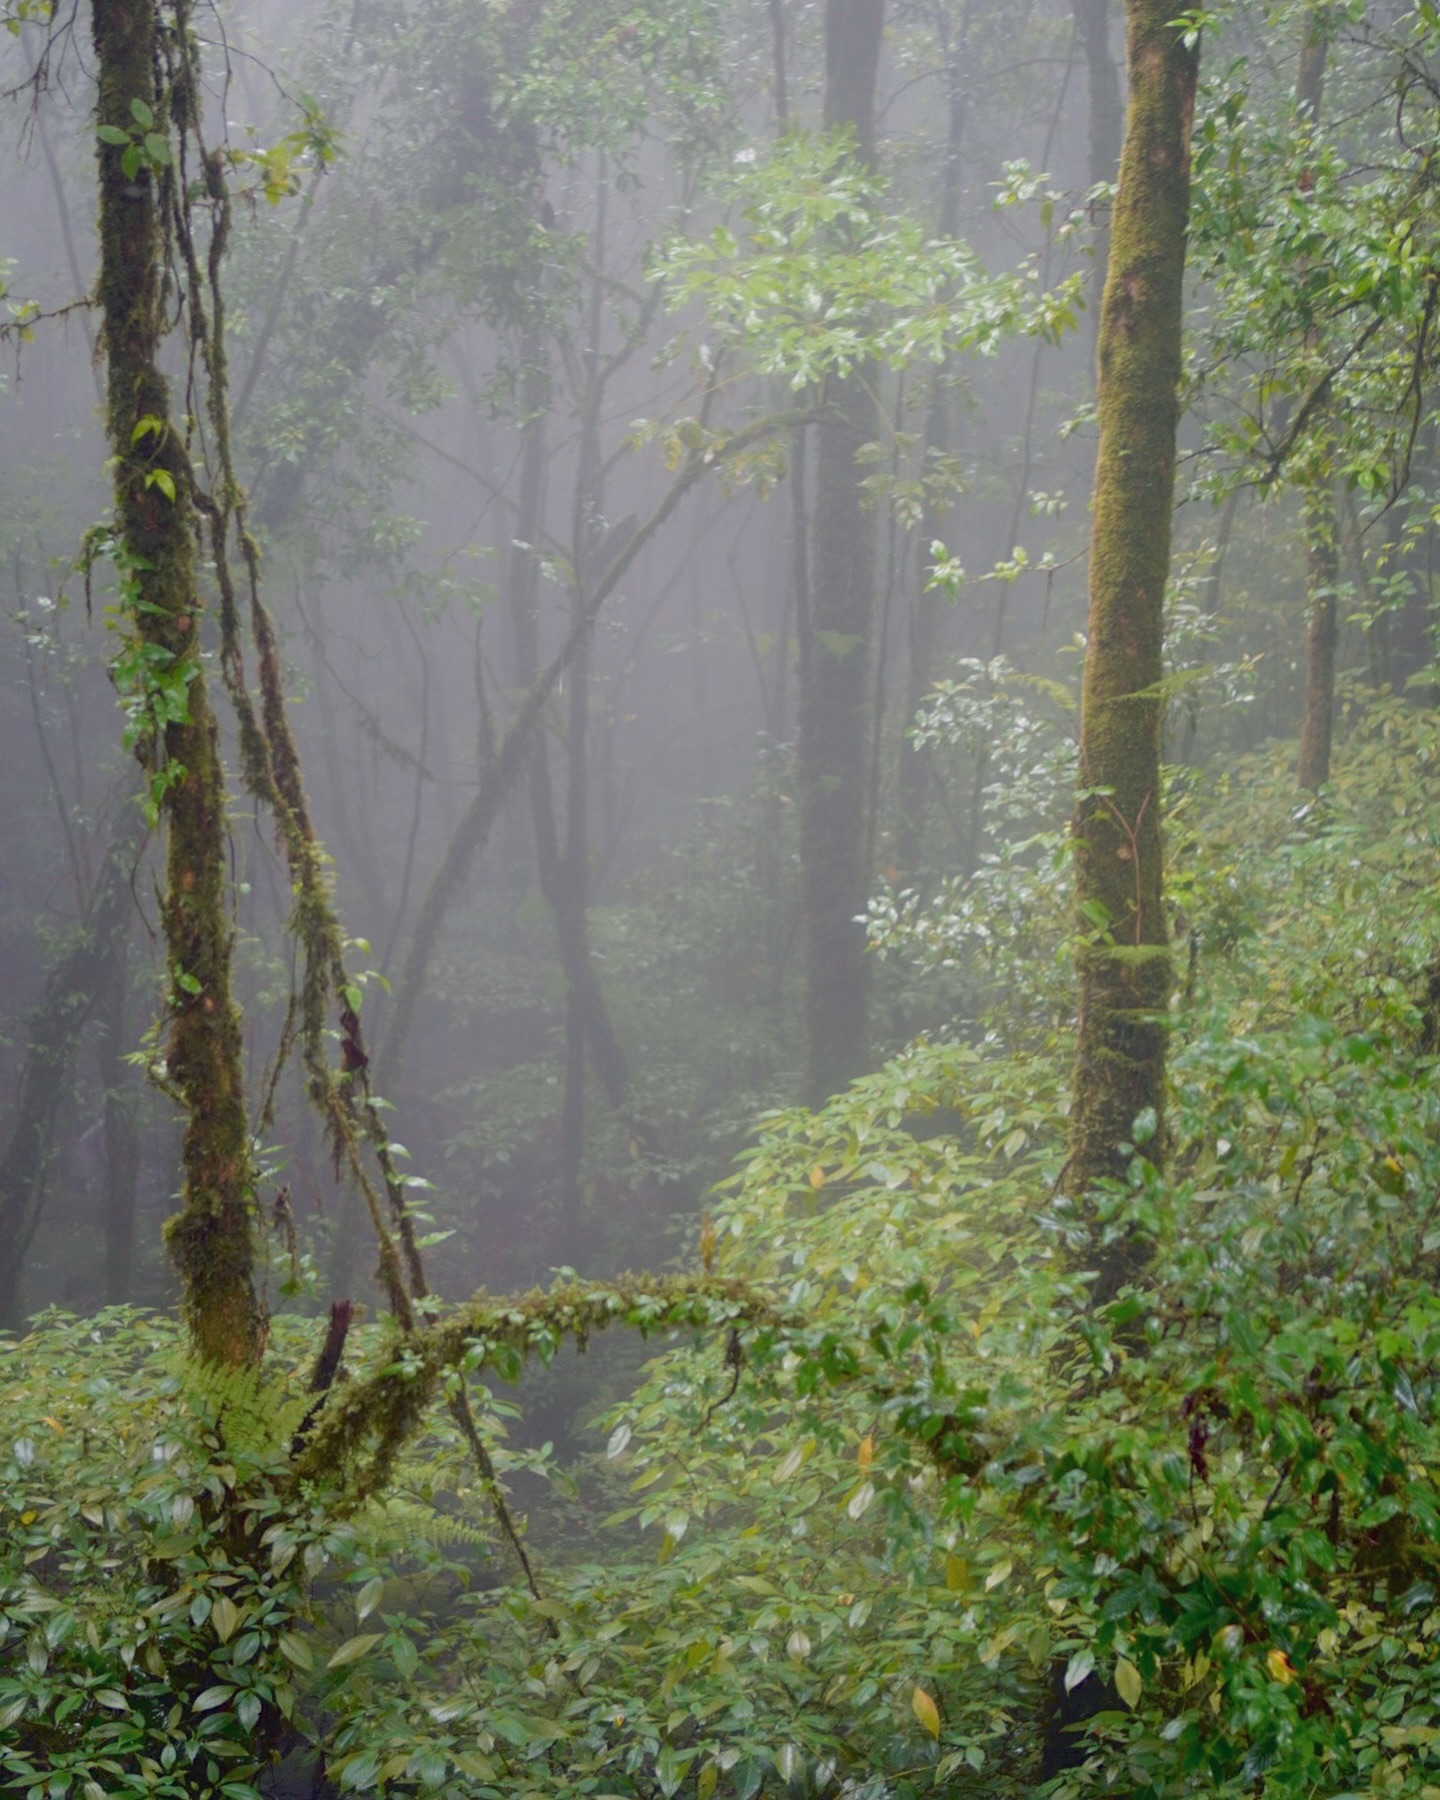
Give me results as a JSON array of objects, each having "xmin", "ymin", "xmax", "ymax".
[{"xmin": 4, "ymin": 1, "xmax": 1440, "ymax": 1797}]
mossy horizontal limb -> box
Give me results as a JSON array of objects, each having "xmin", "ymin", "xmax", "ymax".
[{"xmin": 290, "ymin": 1273, "xmax": 781, "ymax": 1501}]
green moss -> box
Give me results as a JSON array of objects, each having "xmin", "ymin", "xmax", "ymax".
[
  {"xmin": 93, "ymin": 0, "xmax": 261, "ymax": 1368},
  {"xmin": 1068, "ymin": 0, "xmax": 1198, "ymax": 1238},
  {"xmin": 292, "ymin": 1274, "xmax": 778, "ymax": 1501}
]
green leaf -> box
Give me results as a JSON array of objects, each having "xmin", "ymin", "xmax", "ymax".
[
  {"xmin": 277, "ymin": 1633, "xmax": 313, "ymax": 1671},
  {"xmin": 129, "ymin": 97, "xmax": 154, "ymax": 128},
  {"xmin": 1115, "ymin": 1658, "xmax": 1143, "ymax": 1708},
  {"xmin": 327, "ymin": 1634, "xmax": 383, "ymax": 1670},
  {"xmin": 97, "ymin": 124, "xmax": 131, "ymax": 146}
]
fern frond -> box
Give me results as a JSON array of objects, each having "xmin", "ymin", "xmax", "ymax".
[
  {"xmin": 167, "ymin": 1353, "xmax": 313, "ymax": 1464},
  {"xmin": 356, "ymin": 1496, "xmax": 495, "ymax": 1558}
]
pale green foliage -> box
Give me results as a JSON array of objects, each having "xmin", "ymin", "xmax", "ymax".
[
  {"xmin": 504, "ymin": 687, "xmax": 1440, "ymax": 1799},
  {"xmin": 654, "ymin": 134, "xmax": 1080, "ymax": 388}
]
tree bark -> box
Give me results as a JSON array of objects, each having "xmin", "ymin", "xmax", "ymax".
[
  {"xmin": 1297, "ymin": 488, "xmax": 1340, "ymax": 790},
  {"xmin": 1294, "ymin": 12, "xmax": 1338, "ymax": 791},
  {"xmin": 99, "ymin": 953, "xmax": 141, "ymax": 1309},
  {"xmin": 897, "ymin": 24, "xmax": 967, "ymax": 879},
  {"xmin": 1067, "ymin": 0, "xmax": 1197, "ymax": 1232},
  {"xmin": 0, "ymin": 801, "xmax": 143, "ymax": 1327},
  {"xmin": 92, "ymin": 0, "xmax": 261, "ymax": 1366},
  {"xmin": 1074, "ymin": 0, "xmax": 1124, "ymax": 335},
  {"xmin": 799, "ymin": 0, "xmax": 886, "ymax": 1107}
]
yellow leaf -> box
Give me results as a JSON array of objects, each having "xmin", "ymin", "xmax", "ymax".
[
  {"xmin": 1265, "ymin": 1648, "xmax": 1295, "ymax": 1685},
  {"xmin": 41, "ymin": 1417, "xmax": 62, "ymax": 1433},
  {"xmin": 1114, "ymin": 1658, "xmax": 1143, "ymax": 1708},
  {"xmin": 210, "ymin": 1595, "xmax": 240, "ymax": 1643},
  {"xmin": 945, "ymin": 1554, "xmax": 968, "ymax": 1592},
  {"xmin": 809, "ymin": 1166, "xmax": 826, "ymax": 1190},
  {"xmin": 19, "ymin": 1510, "xmax": 36, "ymax": 1526},
  {"xmin": 697, "ymin": 1765, "xmax": 718, "ymax": 1800},
  {"xmin": 857, "ymin": 1434, "xmax": 874, "ymax": 1474},
  {"xmin": 911, "ymin": 1685, "xmax": 941, "ymax": 1739}
]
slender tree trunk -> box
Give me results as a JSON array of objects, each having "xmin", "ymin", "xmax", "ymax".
[
  {"xmin": 373, "ymin": 401, "xmax": 786, "ymax": 1088},
  {"xmin": 1074, "ymin": 0, "xmax": 1124, "ymax": 334},
  {"xmin": 799, "ymin": 0, "xmax": 885, "ymax": 1107},
  {"xmin": 506, "ymin": 327, "xmax": 630, "ymax": 1223},
  {"xmin": 898, "ymin": 23, "xmax": 967, "ymax": 879},
  {"xmin": 1297, "ymin": 486, "xmax": 1340, "ymax": 789},
  {"xmin": 0, "ymin": 801, "xmax": 143, "ymax": 1327},
  {"xmin": 1386, "ymin": 426, "xmax": 1438, "ymax": 698},
  {"xmin": 99, "ymin": 952, "xmax": 141, "ymax": 1308},
  {"xmin": 1067, "ymin": 0, "xmax": 1197, "ymax": 1229},
  {"xmin": 92, "ymin": 0, "xmax": 261, "ymax": 1366},
  {"xmin": 1294, "ymin": 13, "xmax": 1339, "ymax": 790}
]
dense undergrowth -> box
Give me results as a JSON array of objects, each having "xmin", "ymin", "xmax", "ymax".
[{"xmin": 6, "ymin": 688, "xmax": 1440, "ymax": 1798}]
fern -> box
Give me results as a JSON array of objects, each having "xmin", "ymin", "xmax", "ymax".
[
  {"xmin": 167, "ymin": 1352, "xmax": 314, "ymax": 1466},
  {"xmin": 356, "ymin": 1495, "xmax": 496, "ymax": 1559}
]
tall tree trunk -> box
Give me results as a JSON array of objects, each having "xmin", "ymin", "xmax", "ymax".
[
  {"xmin": 799, "ymin": 0, "xmax": 886, "ymax": 1107},
  {"xmin": 1297, "ymin": 486, "xmax": 1340, "ymax": 789},
  {"xmin": 507, "ymin": 315, "xmax": 631, "ymax": 1222},
  {"xmin": 1294, "ymin": 12, "xmax": 1338, "ymax": 791},
  {"xmin": 0, "ymin": 801, "xmax": 143, "ymax": 1327},
  {"xmin": 1074, "ymin": 0, "xmax": 1124, "ymax": 333},
  {"xmin": 1067, "ymin": 0, "xmax": 1197, "ymax": 1233},
  {"xmin": 897, "ymin": 19, "xmax": 968, "ymax": 879},
  {"xmin": 99, "ymin": 951, "xmax": 141, "ymax": 1308},
  {"xmin": 91, "ymin": 0, "xmax": 261, "ymax": 1366}
]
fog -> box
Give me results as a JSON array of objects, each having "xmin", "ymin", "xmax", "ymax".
[{"xmin": 0, "ymin": 0, "xmax": 1298, "ymax": 1322}]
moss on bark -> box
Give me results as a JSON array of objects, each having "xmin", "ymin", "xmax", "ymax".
[
  {"xmin": 91, "ymin": 0, "xmax": 261, "ymax": 1367},
  {"xmin": 1068, "ymin": 1, "xmax": 1197, "ymax": 1238}
]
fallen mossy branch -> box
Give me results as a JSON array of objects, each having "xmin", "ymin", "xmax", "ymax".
[{"xmin": 291, "ymin": 1273, "xmax": 781, "ymax": 1502}]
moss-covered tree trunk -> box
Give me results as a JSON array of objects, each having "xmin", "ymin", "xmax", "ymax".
[
  {"xmin": 92, "ymin": 0, "xmax": 261, "ymax": 1366},
  {"xmin": 799, "ymin": 0, "xmax": 885, "ymax": 1107},
  {"xmin": 1067, "ymin": 0, "xmax": 1196, "ymax": 1217}
]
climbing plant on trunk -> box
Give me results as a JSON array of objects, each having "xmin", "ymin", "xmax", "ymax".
[
  {"xmin": 91, "ymin": 0, "xmax": 262, "ymax": 1368},
  {"xmin": 1068, "ymin": 0, "xmax": 1197, "ymax": 1236}
]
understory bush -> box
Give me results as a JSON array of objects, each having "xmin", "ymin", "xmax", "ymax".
[{"xmin": 7, "ymin": 692, "xmax": 1440, "ymax": 1799}]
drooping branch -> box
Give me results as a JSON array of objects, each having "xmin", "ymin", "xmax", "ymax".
[{"xmin": 290, "ymin": 1273, "xmax": 778, "ymax": 1503}]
